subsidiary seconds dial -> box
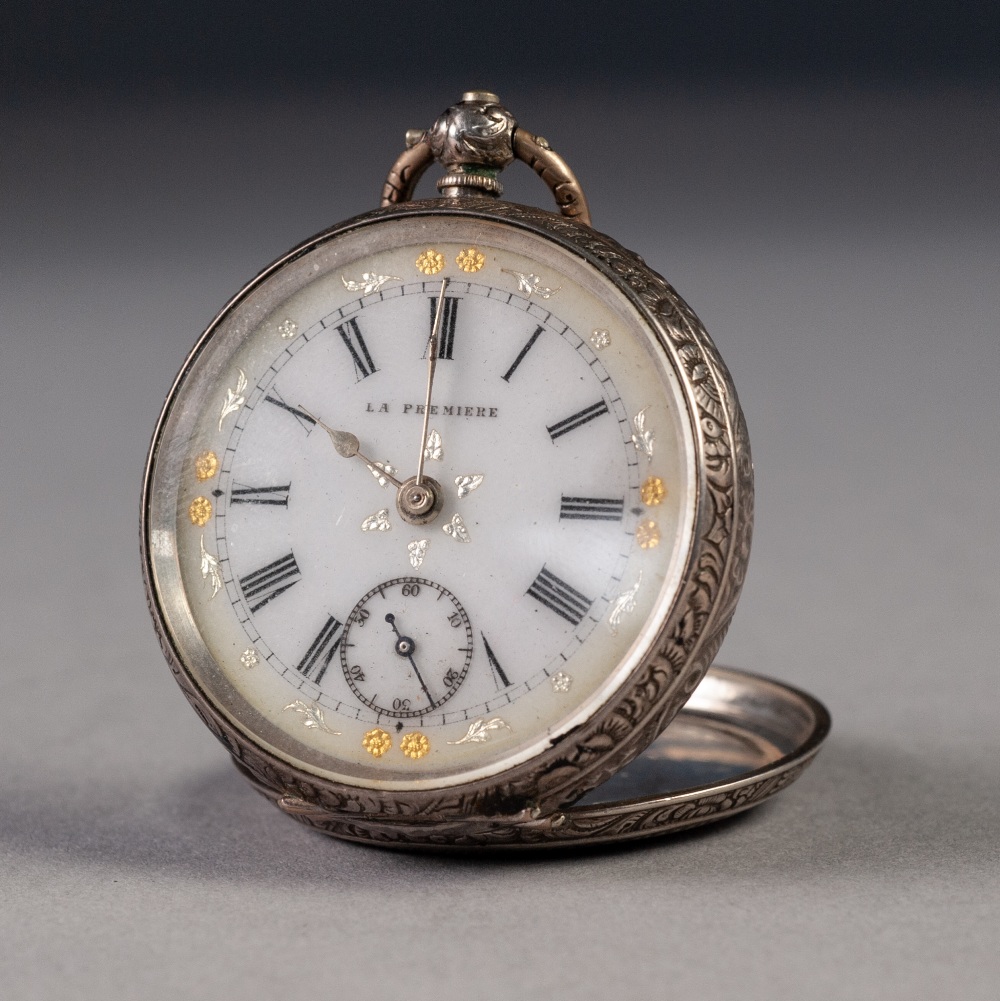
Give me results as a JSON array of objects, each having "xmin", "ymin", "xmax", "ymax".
[{"xmin": 341, "ymin": 578, "xmax": 473, "ymax": 718}]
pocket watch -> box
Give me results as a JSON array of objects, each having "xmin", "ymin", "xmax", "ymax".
[{"xmin": 142, "ymin": 92, "xmax": 829, "ymax": 849}]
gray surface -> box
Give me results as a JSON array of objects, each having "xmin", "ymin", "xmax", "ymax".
[{"xmin": 1, "ymin": 85, "xmax": 997, "ymax": 999}]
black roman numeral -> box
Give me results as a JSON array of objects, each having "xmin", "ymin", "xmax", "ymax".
[
  {"xmin": 547, "ymin": 400, "xmax": 609, "ymax": 441},
  {"xmin": 239, "ymin": 552, "xmax": 301, "ymax": 613},
  {"xmin": 231, "ymin": 483, "xmax": 291, "ymax": 507},
  {"xmin": 428, "ymin": 296, "xmax": 460, "ymax": 360},
  {"xmin": 337, "ymin": 317, "xmax": 378, "ymax": 380},
  {"xmin": 296, "ymin": 615, "xmax": 344, "ymax": 683},
  {"xmin": 559, "ymin": 495, "xmax": 624, "ymax": 521},
  {"xmin": 502, "ymin": 325, "xmax": 544, "ymax": 382},
  {"xmin": 264, "ymin": 388, "xmax": 316, "ymax": 432},
  {"xmin": 481, "ymin": 633, "xmax": 512, "ymax": 690},
  {"xmin": 526, "ymin": 566, "xmax": 593, "ymax": 626}
]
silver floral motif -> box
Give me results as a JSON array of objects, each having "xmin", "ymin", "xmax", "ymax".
[
  {"xmin": 550, "ymin": 671, "xmax": 573, "ymax": 693},
  {"xmin": 407, "ymin": 538, "xmax": 428, "ymax": 569},
  {"xmin": 199, "ymin": 534, "xmax": 223, "ymax": 598},
  {"xmin": 454, "ymin": 473, "xmax": 484, "ymax": 499},
  {"xmin": 342, "ymin": 272, "xmax": 403, "ymax": 296},
  {"xmin": 282, "ymin": 700, "xmax": 340, "ymax": 735},
  {"xmin": 590, "ymin": 328, "xmax": 611, "ymax": 350},
  {"xmin": 361, "ymin": 508, "xmax": 392, "ymax": 532},
  {"xmin": 366, "ymin": 460, "xmax": 397, "ymax": 488},
  {"xmin": 608, "ymin": 572, "xmax": 642, "ymax": 636},
  {"xmin": 424, "ymin": 428, "xmax": 443, "ymax": 461},
  {"xmin": 442, "ymin": 513, "xmax": 471, "ymax": 543},
  {"xmin": 631, "ymin": 406, "xmax": 655, "ymax": 463},
  {"xmin": 447, "ymin": 717, "xmax": 512, "ymax": 745},
  {"xmin": 240, "ymin": 648, "xmax": 259, "ymax": 670},
  {"xmin": 218, "ymin": 369, "xmax": 247, "ymax": 431},
  {"xmin": 501, "ymin": 268, "xmax": 561, "ymax": 299},
  {"xmin": 277, "ymin": 318, "xmax": 298, "ymax": 339}
]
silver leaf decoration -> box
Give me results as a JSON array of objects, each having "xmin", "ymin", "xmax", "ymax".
[
  {"xmin": 608, "ymin": 572, "xmax": 642, "ymax": 636},
  {"xmin": 631, "ymin": 406, "xmax": 655, "ymax": 462},
  {"xmin": 199, "ymin": 534, "xmax": 223, "ymax": 598},
  {"xmin": 447, "ymin": 717, "xmax": 512, "ymax": 745},
  {"xmin": 442, "ymin": 513, "xmax": 471, "ymax": 543},
  {"xmin": 341, "ymin": 273, "xmax": 402, "ymax": 296},
  {"xmin": 218, "ymin": 368, "xmax": 247, "ymax": 431},
  {"xmin": 454, "ymin": 473, "xmax": 484, "ymax": 499},
  {"xmin": 361, "ymin": 508, "xmax": 392, "ymax": 532},
  {"xmin": 282, "ymin": 700, "xmax": 340, "ymax": 735}
]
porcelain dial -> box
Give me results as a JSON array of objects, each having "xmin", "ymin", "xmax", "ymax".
[{"xmin": 146, "ymin": 212, "xmax": 697, "ymax": 789}]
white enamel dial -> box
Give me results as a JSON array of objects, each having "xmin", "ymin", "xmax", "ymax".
[{"xmin": 147, "ymin": 213, "xmax": 697, "ymax": 789}]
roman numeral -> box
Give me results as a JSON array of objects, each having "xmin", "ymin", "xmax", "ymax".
[
  {"xmin": 239, "ymin": 552, "xmax": 301, "ymax": 613},
  {"xmin": 296, "ymin": 615, "xmax": 344, "ymax": 683},
  {"xmin": 547, "ymin": 400, "xmax": 609, "ymax": 441},
  {"xmin": 481, "ymin": 633, "xmax": 512, "ymax": 690},
  {"xmin": 526, "ymin": 566, "xmax": 593, "ymax": 626},
  {"xmin": 502, "ymin": 325, "xmax": 544, "ymax": 382},
  {"xmin": 337, "ymin": 317, "xmax": 378, "ymax": 380},
  {"xmin": 559, "ymin": 495, "xmax": 624, "ymax": 521},
  {"xmin": 264, "ymin": 388, "xmax": 316, "ymax": 432},
  {"xmin": 427, "ymin": 296, "xmax": 460, "ymax": 360},
  {"xmin": 231, "ymin": 483, "xmax": 291, "ymax": 507}
]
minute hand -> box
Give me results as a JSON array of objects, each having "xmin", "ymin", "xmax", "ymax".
[{"xmin": 415, "ymin": 277, "xmax": 449, "ymax": 486}]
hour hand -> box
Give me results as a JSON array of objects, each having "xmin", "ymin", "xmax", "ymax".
[{"xmin": 301, "ymin": 408, "xmax": 404, "ymax": 488}]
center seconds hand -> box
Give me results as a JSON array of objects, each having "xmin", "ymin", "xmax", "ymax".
[{"xmin": 415, "ymin": 277, "xmax": 449, "ymax": 487}]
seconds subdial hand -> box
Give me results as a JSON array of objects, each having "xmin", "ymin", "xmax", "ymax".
[
  {"xmin": 301, "ymin": 409, "xmax": 404, "ymax": 489},
  {"xmin": 384, "ymin": 612, "xmax": 435, "ymax": 707}
]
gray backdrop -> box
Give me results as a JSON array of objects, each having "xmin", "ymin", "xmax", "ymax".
[{"xmin": 2, "ymin": 6, "xmax": 998, "ymax": 999}]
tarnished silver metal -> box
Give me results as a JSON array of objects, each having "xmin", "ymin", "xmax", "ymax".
[
  {"xmin": 143, "ymin": 196, "xmax": 759, "ymax": 845},
  {"xmin": 143, "ymin": 95, "xmax": 831, "ymax": 850},
  {"xmin": 244, "ymin": 666, "xmax": 829, "ymax": 849},
  {"xmin": 381, "ymin": 93, "xmax": 592, "ymax": 225}
]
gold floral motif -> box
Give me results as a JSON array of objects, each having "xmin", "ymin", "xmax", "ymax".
[
  {"xmin": 362, "ymin": 728, "xmax": 392, "ymax": 758},
  {"xmin": 188, "ymin": 496, "xmax": 212, "ymax": 526},
  {"xmin": 456, "ymin": 247, "xmax": 485, "ymax": 273},
  {"xmin": 636, "ymin": 519, "xmax": 661, "ymax": 550},
  {"xmin": 640, "ymin": 476, "xmax": 666, "ymax": 506},
  {"xmin": 400, "ymin": 732, "xmax": 430, "ymax": 760},
  {"xmin": 415, "ymin": 249, "xmax": 445, "ymax": 275},
  {"xmin": 194, "ymin": 450, "xmax": 219, "ymax": 481}
]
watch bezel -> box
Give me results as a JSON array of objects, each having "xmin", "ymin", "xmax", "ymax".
[{"xmin": 141, "ymin": 197, "xmax": 753, "ymax": 842}]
